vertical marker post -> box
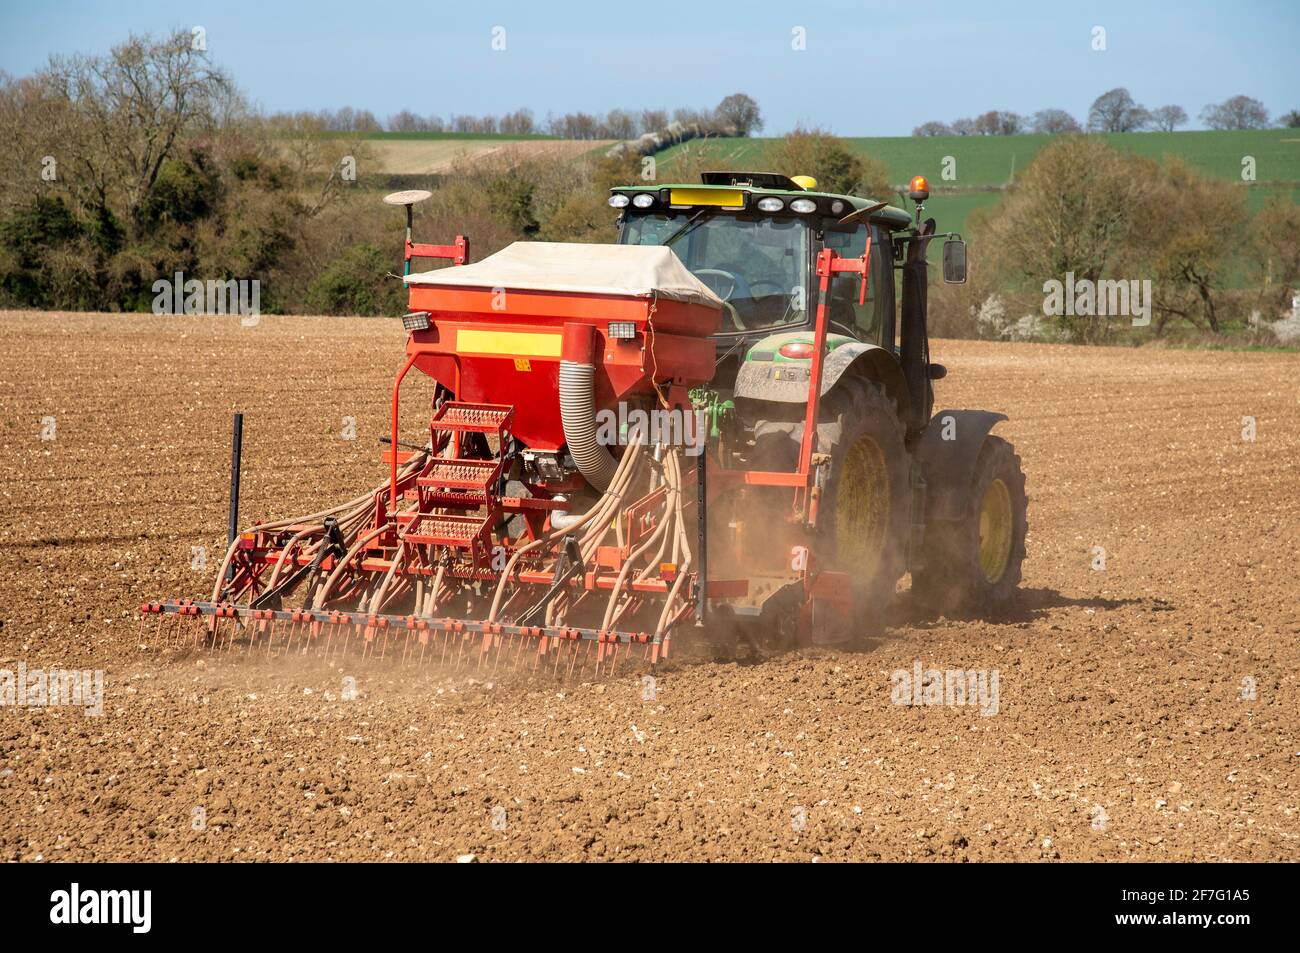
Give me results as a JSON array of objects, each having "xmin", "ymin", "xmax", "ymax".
[
  {"xmin": 226, "ymin": 412, "xmax": 243, "ymax": 581},
  {"xmin": 695, "ymin": 449, "xmax": 707, "ymax": 627}
]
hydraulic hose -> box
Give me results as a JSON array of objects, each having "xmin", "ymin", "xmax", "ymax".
[{"xmin": 559, "ymin": 360, "xmax": 618, "ymax": 491}]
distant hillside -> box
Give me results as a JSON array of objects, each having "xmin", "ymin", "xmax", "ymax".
[{"xmin": 656, "ymin": 128, "xmax": 1300, "ymax": 237}]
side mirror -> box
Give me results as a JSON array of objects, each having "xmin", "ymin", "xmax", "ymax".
[{"xmin": 943, "ymin": 239, "xmax": 967, "ymax": 283}]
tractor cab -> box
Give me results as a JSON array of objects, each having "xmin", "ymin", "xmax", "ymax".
[{"xmin": 611, "ymin": 172, "xmax": 911, "ymax": 370}]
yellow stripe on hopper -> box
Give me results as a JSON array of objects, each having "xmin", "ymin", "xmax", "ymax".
[{"xmin": 455, "ymin": 329, "xmax": 562, "ymax": 358}]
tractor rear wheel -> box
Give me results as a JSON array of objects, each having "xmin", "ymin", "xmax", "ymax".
[
  {"xmin": 912, "ymin": 436, "xmax": 1027, "ymax": 616},
  {"xmin": 751, "ymin": 378, "xmax": 910, "ymax": 643}
]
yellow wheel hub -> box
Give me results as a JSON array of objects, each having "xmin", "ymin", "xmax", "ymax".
[
  {"xmin": 835, "ymin": 436, "xmax": 889, "ymax": 574},
  {"xmin": 978, "ymin": 478, "xmax": 1013, "ymax": 584}
]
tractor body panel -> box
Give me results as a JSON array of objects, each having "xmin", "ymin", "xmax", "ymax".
[{"xmin": 733, "ymin": 335, "xmax": 911, "ymax": 420}]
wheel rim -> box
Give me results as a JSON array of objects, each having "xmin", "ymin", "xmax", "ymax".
[
  {"xmin": 978, "ymin": 478, "xmax": 1013, "ymax": 584},
  {"xmin": 835, "ymin": 436, "xmax": 890, "ymax": 575}
]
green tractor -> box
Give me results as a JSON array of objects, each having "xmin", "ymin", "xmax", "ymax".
[{"xmin": 610, "ymin": 170, "xmax": 1027, "ymax": 639}]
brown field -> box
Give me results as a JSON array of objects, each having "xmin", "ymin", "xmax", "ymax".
[
  {"xmin": 362, "ymin": 138, "xmax": 613, "ymax": 174},
  {"xmin": 1, "ymin": 311, "xmax": 1297, "ymax": 862}
]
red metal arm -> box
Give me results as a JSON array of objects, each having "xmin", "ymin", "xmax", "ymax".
[
  {"xmin": 389, "ymin": 352, "xmax": 419, "ymax": 517},
  {"xmin": 797, "ymin": 241, "xmax": 872, "ymax": 487},
  {"xmin": 405, "ymin": 235, "xmax": 469, "ymax": 268}
]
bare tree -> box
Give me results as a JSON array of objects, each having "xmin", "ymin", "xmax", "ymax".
[
  {"xmin": 1031, "ymin": 109, "xmax": 1082, "ymax": 134},
  {"xmin": 714, "ymin": 93, "xmax": 763, "ymax": 136},
  {"xmin": 41, "ymin": 31, "xmax": 235, "ymax": 237},
  {"xmin": 1147, "ymin": 105, "xmax": 1188, "ymax": 132},
  {"xmin": 1201, "ymin": 95, "xmax": 1270, "ymax": 130},
  {"xmin": 603, "ymin": 109, "xmax": 637, "ymax": 139},
  {"xmin": 639, "ymin": 109, "xmax": 668, "ymax": 133},
  {"xmin": 1087, "ymin": 88, "xmax": 1149, "ymax": 132},
  {"xmin": 912, "ymin": 120, "xmax": 954, "ymax": 137},
  {"xmin": 972, "ymin": 110, "xmax": 1025, "ymax": 136},
  {"xmin": 386, "ymin": 109, "xmax": 422, "ymax": 132},
  {"xmin": 498, "ymin": 108, "xmax": 535, "ymax": 135}
]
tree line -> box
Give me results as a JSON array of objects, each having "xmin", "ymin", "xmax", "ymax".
[
  {"xmin": 295, "ymin": 93, "xmax": 764, "ymax": 140},
  {"xmin": 914, "ymin": 89, "xmax": 1297, "ymax": 136}
]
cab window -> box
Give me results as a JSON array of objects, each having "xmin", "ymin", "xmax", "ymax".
[{"xmin": 822, "ymin": 223, "xmax": 891, "ymax": 343}]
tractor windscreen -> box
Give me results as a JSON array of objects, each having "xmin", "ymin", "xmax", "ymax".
[{"xmin": 620, "ymin": 212, "xmax": 808, "ymax": 333}]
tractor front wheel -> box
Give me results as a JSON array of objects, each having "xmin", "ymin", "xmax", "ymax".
[{"xmin": 912, "ymin": 436, "xmax": 1027, "ymax": 616}]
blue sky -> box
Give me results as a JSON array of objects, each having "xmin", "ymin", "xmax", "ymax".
[{"xmin": 2, "ymin": 0, "xmax": 1296, "ymax": 135}]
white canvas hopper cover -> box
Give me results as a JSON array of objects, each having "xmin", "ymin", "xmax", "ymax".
[{"xmin": 404, "ymin": 241, "xmax": 723, "ymax": 310}]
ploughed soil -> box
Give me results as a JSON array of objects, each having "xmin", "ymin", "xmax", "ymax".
[{"xmin": 1, "ymin": 311, "xmax": 1297, "ymax": 862}]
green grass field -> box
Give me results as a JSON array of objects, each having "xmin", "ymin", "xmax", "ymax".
[{"xmin": 656, "ymin": 128, "xmax": 1300, "ymax": 237}]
